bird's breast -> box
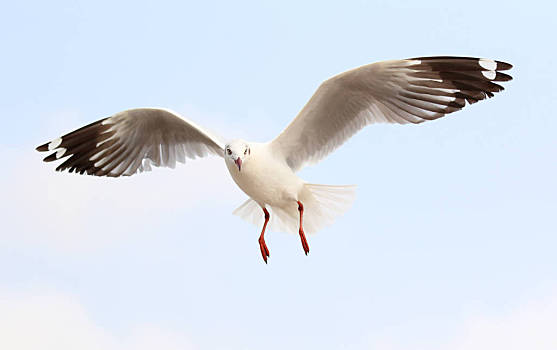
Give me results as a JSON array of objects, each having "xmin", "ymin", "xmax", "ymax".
[{"xmin": 226, "ymin": 151, "xmax": 303, "ymax": 206}]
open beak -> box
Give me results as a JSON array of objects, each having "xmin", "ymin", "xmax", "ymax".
[{"xmin": 234, "ymin": 157, "xmax": 242, "ymax": 171}]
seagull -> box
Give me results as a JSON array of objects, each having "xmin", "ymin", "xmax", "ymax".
[{"xmin": 36, "ymin": 56, "xmax": 512, "ymax": 263}]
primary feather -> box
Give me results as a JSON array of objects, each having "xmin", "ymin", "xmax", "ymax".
[
  {"xmin": 271, "ymin": 56, "xmax": 512, "ymax": 172},
  {"xmin": 36, "ymin": 108, "xmax": 224, "ymax": 177}
]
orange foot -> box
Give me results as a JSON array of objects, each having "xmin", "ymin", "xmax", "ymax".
[
  {"xmin": 299, "ymin": 228, "xmax": 310, "ymax": 255},
  {"xmin": 297, "ymin": 201, "xmax": 310, "ymax": 255},
  {"xmin": 259, "ymin": 236, "xmax": 270, "ymax": 263}
]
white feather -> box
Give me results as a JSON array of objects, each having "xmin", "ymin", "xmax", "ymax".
[
  {"xmin": 55, "ymin": 148, "xmax": 66, "ymax": 158},
  {"xmin": 482, "ymin": 70, "xmax": 497, "ymax": 80},
  {"xmin": 48, "ymin": 137, "xmax": 62, "ymax": 151},
  {"xmin": 479, "ymin": 58, "xmax": 497, "ymax": 71}
]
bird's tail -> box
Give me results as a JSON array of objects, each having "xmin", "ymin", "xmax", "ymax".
[{"xmin": 232, "ymin": 183, "xmax": 356, "ymax": 234}]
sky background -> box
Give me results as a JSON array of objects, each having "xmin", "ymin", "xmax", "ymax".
[{"xmin": 1, "ymin": 0, "xmax": 556, "ymax": 349}]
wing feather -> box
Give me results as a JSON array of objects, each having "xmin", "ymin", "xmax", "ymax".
[
  {"xmin": 271, "ymin": 56, "xmax": 512, "ymax": 172},
  {"xmin": 37, "ymin": 108, "xmax": 225, "ymax": 177}
]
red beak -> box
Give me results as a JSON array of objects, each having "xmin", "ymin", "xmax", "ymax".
[{"xmin": 234, "ymin": 157, "xmax": 242, "ymax": 171}]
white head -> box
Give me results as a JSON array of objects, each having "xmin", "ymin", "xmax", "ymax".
[{"xmin": 224, "ymin": 139, "xmax": 251, "ymax": 172}]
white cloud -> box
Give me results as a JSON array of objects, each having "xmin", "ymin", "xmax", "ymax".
[
  {"xmin": 1, "ymin": 145, "xmax": 241, "ymax": 252},
  {"xmin": 367, "ymin": 291, "xmax": 557, "ymax": 350},
  {"xmin": 0, "ymin": 290, "xmax": 195, "ymax": 350},
  {"xmin": 451, "ymin": 294, "xmax": 557, "ymax": 350}
]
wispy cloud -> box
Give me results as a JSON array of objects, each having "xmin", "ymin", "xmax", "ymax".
[
  {"xmin": 450, "ymin": 293, "xmax": 557, "ymax": 350},
  {"xmin": 367, "ymin": 290, "xmax": 557, "ymax": 350},
  {"xmin": 1, "ymin": 146, "xmax": 240, "ymax": 253},
  {"xmin": 0, "ymin": 290, "xmax": 196, "ymax": 350}
]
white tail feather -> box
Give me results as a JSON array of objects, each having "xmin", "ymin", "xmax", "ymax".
[
  {"xmin": 232, "ymin": 183, "xmax": 356, "ymax": 234},
  {"xmin": 232, "ymin": 197, "xmax": 263, "ymax": 226}
]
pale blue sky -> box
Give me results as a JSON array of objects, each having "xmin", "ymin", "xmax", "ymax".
[{"xmin": 1, "ymin": 1, "xmax": 556, "ymax": 349}]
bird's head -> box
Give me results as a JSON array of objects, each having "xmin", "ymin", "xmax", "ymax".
[{"xmin": 225, "ymin": 140, "xmax": 251, "ymax": 172}]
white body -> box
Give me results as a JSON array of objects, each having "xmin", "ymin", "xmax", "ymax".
[
  {"xmin": 225, "ymin": 142, "xmax": 303, "ymax": 207},
  {"xmin": 222, "ymin": 139, "xmax": 356, "ymax": 235}
]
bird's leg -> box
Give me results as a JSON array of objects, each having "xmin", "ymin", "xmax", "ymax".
[
  {"xmin": 258, "ymin": 208, "xmax": 270, "ymax": 263},
  {"xmin": 297, "ymin": 201, "xmax": 310, "ymax": 255}
]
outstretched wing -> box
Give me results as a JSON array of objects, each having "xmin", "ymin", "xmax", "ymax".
[
  {"xmin": 271, "ymin": 56, "xmax": 513, "ymax": 172},
  {"xmin": 36, "ymin": 108, "xmax": 225, "ymax": 177}
]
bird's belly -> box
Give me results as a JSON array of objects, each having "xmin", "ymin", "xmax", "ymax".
[{"xmin": 226, "ymin": 159, "xmax": 302, "ymax": 207}]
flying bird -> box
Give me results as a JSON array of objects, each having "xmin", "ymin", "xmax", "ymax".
[{"xmin": 36, "ymin": 56, "xmax": 512, "ymax": 263}]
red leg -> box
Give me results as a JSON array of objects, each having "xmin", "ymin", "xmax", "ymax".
[
  {"xmin": 258, "ymin": 208, "xmax": 270, "ymax": 263},
  {"xmin": 297, "ymin": 201, "xmax": 310, "ymax": 255}
]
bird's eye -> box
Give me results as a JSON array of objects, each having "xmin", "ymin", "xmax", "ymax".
[
  {"xmin": 244, "ymin": 149, "xmax": 248, "ymax": 155},
  {"xmin": 226, "ymin": 149, "xmax": 232, "ymax": 155}
]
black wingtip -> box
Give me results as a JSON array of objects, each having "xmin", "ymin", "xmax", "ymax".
[
  {"xmin": 43, "ymin": 152, "xmax": 58, "ymax": 162},
  {"xmin": 496, "ymin": 71, "xmax": 513, "ymax": 81},
  {"xmin": 36, "ymin": 143, "xmax": 49, "ymax": 152},
  {"xmin": 496, "ymin": 60, "xmax": 513, "ymax": 71}
]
